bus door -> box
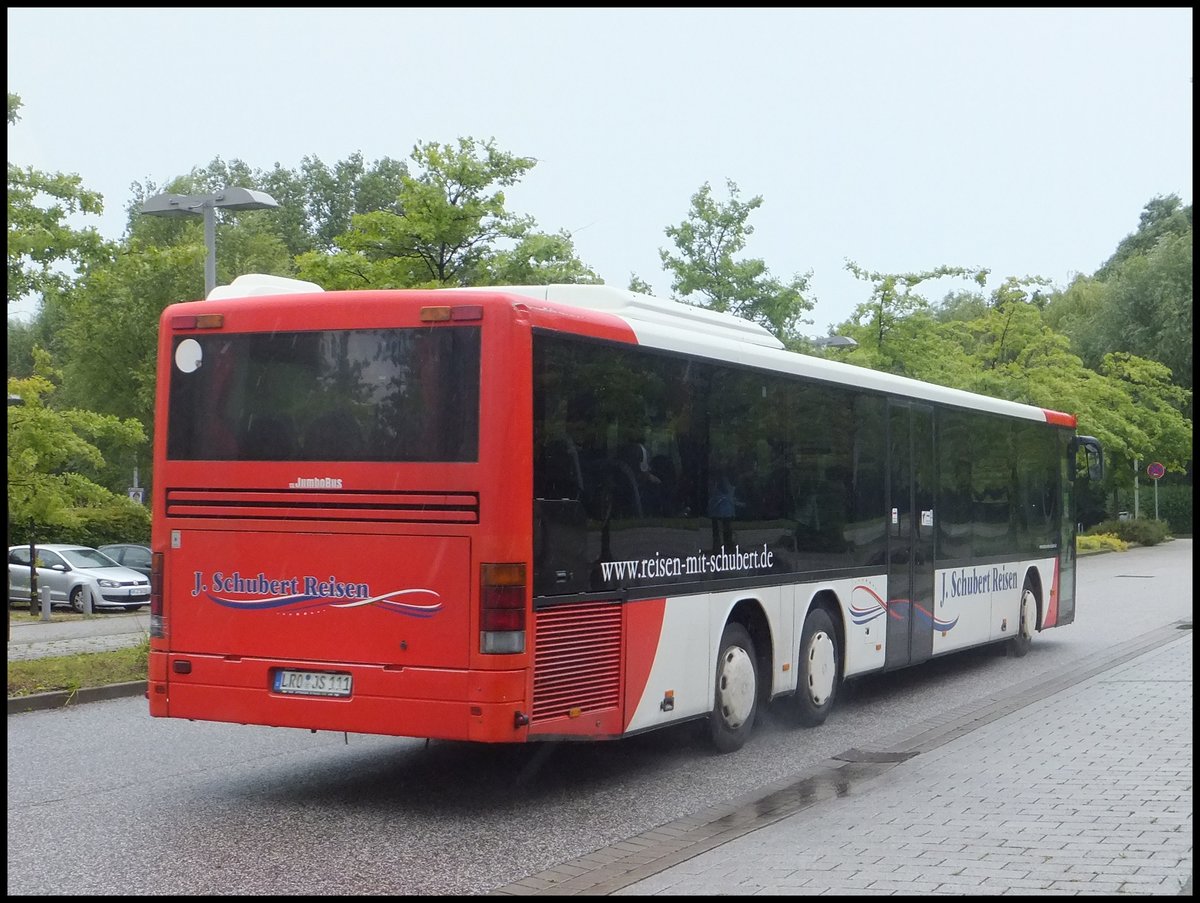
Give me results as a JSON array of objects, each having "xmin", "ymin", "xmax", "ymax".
[{"xmin": 885, "ymin": 400, "xmax": 935, "ymax": 669}]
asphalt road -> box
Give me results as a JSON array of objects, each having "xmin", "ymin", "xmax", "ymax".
[{"xmin": 6, "ymin": 540, "xmax": 1192, "ymax": 895}]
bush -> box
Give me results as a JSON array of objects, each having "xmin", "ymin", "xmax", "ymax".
[
  {"xmin": 1083, "ymin": 517, "xmax": 1171, "ymax": 546},
  {"xmin": 1153, "ymin": 484, "xmax": 1192, "ymax": 535},
  {"xmin": 8, "ymin": 503, "xmax": 149, "ymax": 549},
  {"xmin": 1077, "ymin": 532, "xmax": 1129, "ymax": 553}
]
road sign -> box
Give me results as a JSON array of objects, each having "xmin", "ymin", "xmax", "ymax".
[
  {"xmin": 1146, "ymin": 462, "xmax": 1165, "ymax": 480},
  {"xmin": 127, "ymin": 487, "xmax": 145, "ymax": 504}
]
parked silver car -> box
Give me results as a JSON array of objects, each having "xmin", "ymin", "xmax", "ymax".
[
  {"xmin": 8, "ymin": 544, "xmax": 151, "ymax": 612},
  {"xmin": 97, "ymin": 543, "xmax": 153, "ymax": 579}
]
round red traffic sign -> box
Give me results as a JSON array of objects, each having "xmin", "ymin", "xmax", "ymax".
[{"xmin": 1147, "ymin": 462, "xmax": 1165, "ymax": 480}]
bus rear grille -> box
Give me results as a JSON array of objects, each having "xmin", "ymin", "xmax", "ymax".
[
  {"xmin": 532, "ymin": 602, "xmax": 622, "ymax": 723},
  {"xmin": 164, "ymin": 488, "xmax": 479, "ymax": 524}
]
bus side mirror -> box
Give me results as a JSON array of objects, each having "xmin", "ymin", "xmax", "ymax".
[{"xmin": 1069, "ymin": 436, "xmax": 1103, "ymax": 482}]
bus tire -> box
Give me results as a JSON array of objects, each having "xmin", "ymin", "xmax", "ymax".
[
  {"xmin": 794, "ymin": 607, "xmax": 839, "ymax": 727},
  {"xmin": 708, "ymin": 622, "xmax": 758, "ymax": 754},
  {"xmin": 1006, "ymin": 584, "xmax": 1037, "ymax": 658}
]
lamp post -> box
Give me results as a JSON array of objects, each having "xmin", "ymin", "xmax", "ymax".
[
  {"xmin": 811, "ymin": 335, "xmax": 858, "ymax": 349},
  {"xmin": 140, "ymin": 187, "xmax": 279, "ymax": 297}
]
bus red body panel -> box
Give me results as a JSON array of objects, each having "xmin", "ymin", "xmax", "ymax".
[
  {"xmin": 1042, "ymin": 409, "xmax": 1077, "ymax": 428},
  {"xmin": 1043, "ymin": 557, "xmax": 1061, "ymax": 628},
  {"xmin": 167, "ymin": 530, "xmax": 472, "ymax": 668},
  {"xmin": 622, "ymin": 597, "xmax": 668, "ymax": 730},
  {"xmin": 148, "ymin": 653, "xmax": 529, "ymax": 741}
]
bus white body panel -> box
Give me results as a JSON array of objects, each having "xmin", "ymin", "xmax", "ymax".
[{"xmin": 930, "ymin": 556, "xmax": 1057, "ymax": 655}]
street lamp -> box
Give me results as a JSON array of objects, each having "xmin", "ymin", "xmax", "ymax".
[
  {"xmin": 811, "ymin": 335, "xmax": 858, "ymax": 349},
  {"xmin": 140, "ymin": 187, "xmax": 279, "ymax": 297}
]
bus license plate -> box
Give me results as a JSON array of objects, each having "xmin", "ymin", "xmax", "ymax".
[{"xmin": 274, "ymin": 670, "xmax": 352, "ymax": 697}]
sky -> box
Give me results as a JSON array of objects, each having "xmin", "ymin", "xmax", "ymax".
[{"xmin": 7, "ymin": 8, "xmax": 1193, "ymax": 332}]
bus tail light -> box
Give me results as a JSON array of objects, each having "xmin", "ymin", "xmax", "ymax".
[
  {"xmin": 480, "ymin": 563, "xmax": 526, "ymax": 654},
  {"xmin": 150, "ymin": 552, "xmax": 166, "ymax": 639}
]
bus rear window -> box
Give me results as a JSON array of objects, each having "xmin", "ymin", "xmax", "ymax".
[{"xmin": 167, "ymin": 327, "xmax": 480, "ymax": 462}]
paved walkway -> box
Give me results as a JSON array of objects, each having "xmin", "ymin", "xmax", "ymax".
[
  {"xmin": 7, "ymin": 611, "xmax": 150, "ymax": 662},
  {"xmin": 9, "ymin": 604, "xmax": 1193, "ymax": 895},
  {"xmin": 493, "ymin": 623, "xmax": 1192, "ymax": 896}
]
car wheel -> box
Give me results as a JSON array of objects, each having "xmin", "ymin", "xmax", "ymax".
[
  {"xmin": 69, "ymin": 586, "xmax": 89, "ymax": 614},
  {"xmin": 708, "ymin": 622, "xmax": 759, "ymax": 754}
]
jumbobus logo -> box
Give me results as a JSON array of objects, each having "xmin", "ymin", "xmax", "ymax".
[{"xmin": 288, "ymin": 476, "xmax": 343, "ymax": 489}]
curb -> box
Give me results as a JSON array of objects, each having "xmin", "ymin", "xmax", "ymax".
[{"xmin": 7, "ymin": 680, "xmax": 147, "ymax": 715}]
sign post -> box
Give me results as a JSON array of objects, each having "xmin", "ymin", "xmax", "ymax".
[{"xmin": 1146, "ymin": 462, "xmax": 1164, "ymax": 521}]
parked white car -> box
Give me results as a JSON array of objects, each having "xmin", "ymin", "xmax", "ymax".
[{"xmin": 8, "ymin": 544, "xmax": 151, "ymax": 612}]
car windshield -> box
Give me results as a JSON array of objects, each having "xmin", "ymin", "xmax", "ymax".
[{"xmin": 60, "ymin": 548, "xmax": 120, "ymax": 568}]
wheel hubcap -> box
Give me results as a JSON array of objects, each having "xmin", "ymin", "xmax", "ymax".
[
  {"xmin": 806, "ymin": 630, "xmax": 836, "ymax": 705},
  {"xmin": 717, "ymin": 646, "xmax": 756, "ymax": 729},
  {"xmin": 1021, "ymin": 591, "xmax": 1036, "ymax": 640}
]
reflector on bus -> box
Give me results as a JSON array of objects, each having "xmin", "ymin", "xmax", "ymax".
[
  {"xmin": 420, "ymin": 305, "xmax": 483, "ymax": 322},
  {"xmin": 171, "ymin": 313, "xmax": 224, "ymax": 329}
]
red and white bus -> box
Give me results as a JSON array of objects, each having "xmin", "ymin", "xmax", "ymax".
[{"xmin": 147, "ymin": 277, "xmax": 1103, "ymax": 753}]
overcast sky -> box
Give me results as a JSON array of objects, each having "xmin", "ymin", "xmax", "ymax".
[{"xmin": 7, "ymin": 8, "xmax": 1193, "ymax": 330}]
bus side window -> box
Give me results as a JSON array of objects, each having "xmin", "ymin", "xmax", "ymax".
[{"xmin": 537, "ymin": 437, "xmax": 583, "ymax": 501}]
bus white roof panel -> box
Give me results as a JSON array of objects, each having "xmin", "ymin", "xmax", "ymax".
[
  {"xmin": 206, "ymin": 274, "xmax": 325, "ymax": 300},
  {"xmin": 469, "ymin": 283, "xmax": 1052, "ymax": 424},
  {"xmin": 455, "ymin": 283, "xmax": 785, "ymax": 349}
]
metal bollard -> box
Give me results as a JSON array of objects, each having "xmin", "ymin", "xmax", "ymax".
[
  {"xmin": 83, "ymin": 586, "xmax": 93, "ymax": 616},
  {"xmin": 39, "ymin": 586, "xmax": 51, "ymax": 621}
]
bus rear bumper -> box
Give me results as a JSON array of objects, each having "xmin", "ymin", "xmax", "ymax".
[{"xmin": 147, "ymin": 651, "xmax": 529, "ymax": 743}]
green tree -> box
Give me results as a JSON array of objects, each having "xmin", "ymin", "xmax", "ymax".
[
  {"xmin": 296, "ymin": 137, "xmax": 597, "ymax": 288},
  {"xmin": 7, "ymin": 318, "xmax": 41, "ymax": 379},
  {"xmin": 844, "ymin": 260, "xmax": 989, "ymax": 350},
  {"xmin": 480, "ymin": 230, "xmax": 601, "ymax": 285},
  {"xmin": 1095, "ymin": 193, "xmax": 1191, "ymax": 280},
  {"xmin": 1047, "ymin": 196, "xmax": 1193, "ymax": 397},
  {"xmin": 1095, "ymin": 353, "xmax": 1192, "ymax": 476},
  {"xmin": 7, "ymin": 94, "xmax": 109, "ymax": 310},
  {"xmin": 8, "ymin": 351, "xmax": 149, "ymax": 545},
  {"xmin": 627, "ymin": 274, "xmax": 654, "ymax": 295},
  {"xmin": 659, "ymin": 180, "xmax": 814, "ymax": 346},
  {"xmin": 255, "ymin": 152, "xmax": 410, "ymax": 256},
  {"xmin": 834, "ymin": 269, "xmax": 1192, "ymax": 505}
]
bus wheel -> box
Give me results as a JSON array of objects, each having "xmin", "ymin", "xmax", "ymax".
[
  {"xmin": 708, "ymin": 622, "xmax": 758, "ymax": 754},
  {"xmin": 794, "ymin": 608, "xmax": 839, "ymax": 727},
  {"xmin": 1006, "ymin": 585, "xmax": 1037, "ymax": 658}
]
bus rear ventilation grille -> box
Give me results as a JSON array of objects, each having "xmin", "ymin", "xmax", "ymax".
[
  {"xmin": 532, "ymin": 601, "xmax": 622, "ymax": 723},
  {"xmin": 164, "ymin": 488, "xmax": 479, "ymax": 524}
]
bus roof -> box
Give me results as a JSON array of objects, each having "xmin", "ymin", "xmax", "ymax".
[
  {"xmin": 451, "ymin": 283, "xmax": 785, "ymax": 350},
  {"xmin": 206, "ymin": 273, "xmax": 325, "ymax": 300},
  {"xmin": 451, "ymin": 284, "xmax": 1074, "ymax": 427}
]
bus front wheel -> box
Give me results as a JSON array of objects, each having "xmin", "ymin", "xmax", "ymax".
[
  {"xmin": 793, "ymin": 607, "xmax": 839, "ymax": 727},
  {"xmin": 708, "ymin": 622, "xmax": 758, "ymax": 754},
  {"xmin": 1006, "ymin": 585, "xmax": 1037, "ymax": 658}
]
